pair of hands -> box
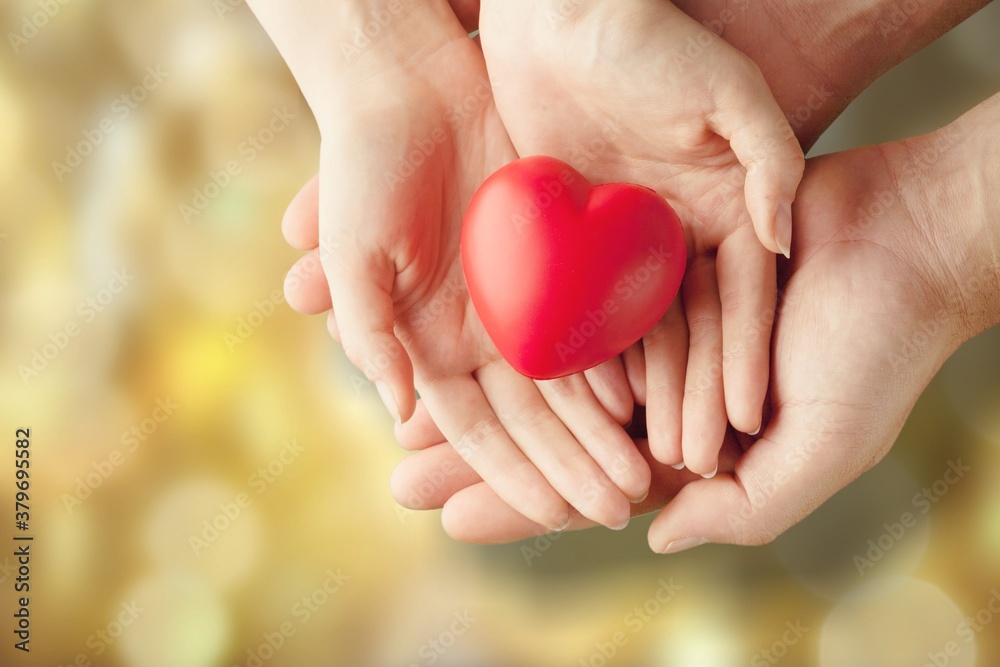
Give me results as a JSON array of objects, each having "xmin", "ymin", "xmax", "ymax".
[
  {"xmin": 256, "ymin": 0, "xmax": 999, "ymax": 548},
  {"xmin": 264, "ymin": 0, "xmax": 805, "ymax": 533}
]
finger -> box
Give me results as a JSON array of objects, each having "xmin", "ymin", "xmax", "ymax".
[
  {"xmin": 418, "ymin": 373, "xmax": 574, "ymax": 532},
  {"xmin": 644, "ymin": 300, "xmax": 688, "ymax": 467},
  {"xmin": 680, "ymin": 256, "xmax": 727, "ymax": 478},
  {"xmin": 324, "ymin": 247, "xmax": 414, "ymax": 422},
  {"xmin": 710, "ymin": 61, "xmax": 805, "ymax": 258},
  {"xmin": 477, "ymin": 362, "xmax": 632, "ymax": 530},
  {"xmin": 326, "ymin": 310, "xmax": 341, "ymax": 343},
  {"xmin": 718, "ymin": 226, "xmax": 775, "ymax": 435},
  {"xmin": 622, "ymin": 343, "xmax": 647, "ymax": 406},
  {"xmin": 319, "ymin": 150, "xmax": 416, "ymax": 424},
  {"xmin": 282, "ymin": 174, "xmax": 320, "ymax": 250},
  {"xmin": 442, "ymin": 483, "xmax": 560, "ymax": 544},
  {"xmin": 390, "ymin": 443, "xmax": 480, "ymax": 509},
  {"xmin": 394, "ymin": 400, "xmax": 446, "ymax": 451},
  {"xmin": 439, "ymin": 437, "xmax": 745, "ymax": 544},
  {"xmin": 648, "ymin": 411, "xmax": 865, "ymax": 553},
  {"xmin": 284, "ymin": 249, "xmax": 333, "ymax": 315},
  {"xmin": 583, "ymin": 357, "xmax": 634, "ymax": 425},
  {"xmin": 536, "ymin": 373, "xmax": 651, "ymax": 503}
]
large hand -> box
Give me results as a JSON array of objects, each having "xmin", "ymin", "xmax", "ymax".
[
  {"xmin": 648, "ymin": 98, "xmax": 1000, "ymax": 550},
  {"xmin": 384, "ymin": 0, "xmax": 997, "ymax": 545},
  {"xmin": 389, "ymin": 96, "xmax": 1000, "ymax": 545},
  {"xmin": 480, "ymin": 0, "xmax": 805, "ymax": 477},
  {"xmin": 271, "ymin": 2, "xmax": 650, "ymax": 530}
]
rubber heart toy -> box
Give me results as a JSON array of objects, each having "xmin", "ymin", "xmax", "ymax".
[{"xmin": 462, "ymin": 156, "xmax": 686, "ymax": 379}]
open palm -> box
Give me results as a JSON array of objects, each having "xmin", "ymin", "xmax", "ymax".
[
  {"xmin": 480, "ymin": 0, "xmax": 804, "ymax": 476},
  {"xmin": 284, "ymin": 18, "xmax": 649, "ymax": 530},
  {"xmin": 387, "ymin": 133, "xmax": 976, "ymax": 545}
]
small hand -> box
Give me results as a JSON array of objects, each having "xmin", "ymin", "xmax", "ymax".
[
  {"xmin": 480, "ymin": 0, "xmax": 805, "ymax": 476},
  {"xmin": 277, "ymin": 5, "xmax": 650, "ymax": 529}
]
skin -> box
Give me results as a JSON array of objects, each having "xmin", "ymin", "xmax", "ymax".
[
  {"xmin": 259, "ymin": 0, "xmax": 997, "ymax": 544},
  {"xmin": 247, "ymin": 0, "xmax": 649, "ymax": 531},
  {"xmin": 480, "ymin": 0, "xmax": 807, "ymax": 478},
  {"xmin": 379, "ymin": 0, "xmax": 999, "ymax": 545},
  {"xmin": 380, "ymin": 96, "xmax": 1000, "ymax": 546}
]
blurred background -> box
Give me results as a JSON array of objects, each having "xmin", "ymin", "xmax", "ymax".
[{"xmin": 1, "ymin": 1, "xmax": 999, "ymax": 666}]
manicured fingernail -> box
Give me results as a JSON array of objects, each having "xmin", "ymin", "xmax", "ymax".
[
  {"xmin": 661, "ymin": 537, "xmax": 708, "ymax": 554},
  {"xmin": 670, "ymin": 463, "xmax": 686, "ymax": 470},
  {"xmin": 701, "ymin": 465, "xmax": 718, "ymax": 479},
  {"xmin": 375, "ymin": 381, "xmax": 400, "ymax": 424},
  {"xmin": 776, "ymin": 201, "xmax": 792, "ymax": 259},
  {"xmin": 630, "ymin": 491, "xmax": 649, "ymax": 504},
  {"xmin": 611, "ymin": 518, "xmax": 630, "ymax": 531},
  {"xmin": 551, "ymin": 516, "xmax": 572, "ymax": 533}
]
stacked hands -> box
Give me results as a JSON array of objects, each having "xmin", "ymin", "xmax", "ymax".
[{"xmin": 247, "ymin": 0, "xmax": 1000, "ymax": 550}]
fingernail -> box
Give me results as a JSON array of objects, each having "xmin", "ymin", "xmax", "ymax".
[
  {"xmin": 630, "ymin": 491, "xmax": 649, "ymax": 504},
  {"xmin": 611, "ymin": 518, "xmax": 630, "ymax": 531},
  {"xmin": 775, "ymin": 201, "xmax": 792, "ymax": 259},
  {"xmin": 701, "ymin": 465, "xmax": 718, "ymax": 479},
  {"xmin": 670, "ymin": 463, "xmax": 686, "ymax": 470},
  {"xmin": 375, "ymin": 381, "xmax": 400, "ymax": 424},
  {"xmin": 749, "ymin": 424, "xmax": 761, "ymax": 436},
  {"xmin": 551, "ymin": 515, "xmax": 572, "ymax": 533},
  {"xmin": 661, "ymin": 537, "xmax": 708, "ymax": 554}
]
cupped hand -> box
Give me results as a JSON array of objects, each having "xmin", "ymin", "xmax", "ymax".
[
  {"xmin": 389, "ymin": 113, "xmax": 993, "ymax": 546},
  {"xmin": 480, "ymin": 0, "xmax": 805, "ymax": 477},
  {"xmin": 279, "ymin": 3, "xmax": 651, "ymax": 530}
]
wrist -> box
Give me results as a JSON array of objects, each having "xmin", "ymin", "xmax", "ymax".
[
  {"xmin": 248, "ymin": 0, "xmax": 458, "ymax": 117},
  {"xmin": 674, "ymin": 0, "xmax": 992, "ymax": 149},
  {"xmin": 894, "ymin": 94, "xmax": 1000, "ymax": 342}
]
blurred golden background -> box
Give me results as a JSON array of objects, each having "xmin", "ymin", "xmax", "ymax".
[{"xmin": 1, "ymin": 1, "xmax": 999, "ymax": 665}]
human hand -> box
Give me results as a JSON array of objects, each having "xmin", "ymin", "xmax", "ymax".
[
  {"xmin": 647, "ymin": 95, "xmax": 1000, "ymax": 551},
  {"xmin": 480, "ymin": 0, "xmax": 805, "ymax": 476},
  {"xmin": 256, "ymin": 0, "xmax": 651, "ymax": 530},
  {"xmin": 390, "ymin": 94, "xmax": 1000, "ymax": 547},
  {"xmin": 385, "ymin": 0, "xmax": 998, "ymax": 545}
]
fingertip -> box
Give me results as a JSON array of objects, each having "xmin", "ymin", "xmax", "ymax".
[{"xmin": 282, "ymin": 174, "xmax": 320, "ymax": 250}]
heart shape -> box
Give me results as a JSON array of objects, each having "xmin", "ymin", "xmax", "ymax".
[{"xmin": 462, "ymin": 156, "xmax": 686, "ymax": 379}]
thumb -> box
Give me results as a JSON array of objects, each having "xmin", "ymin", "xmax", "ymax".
[
  {"xmin": 324, "ymin": 245, "xmax": 416, "ymax": 424},
  {"xmin": 646, "ymin": 410, "xmax": 870, "ymax": 553},
  {"xmin": 710, "ymin": 60, "xmax": 805, "ymax": 258}
]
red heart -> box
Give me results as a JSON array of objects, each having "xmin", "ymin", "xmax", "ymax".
[{"xmin": 462, "ymin": 156, "xmax": 686, "ymax": 380}]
